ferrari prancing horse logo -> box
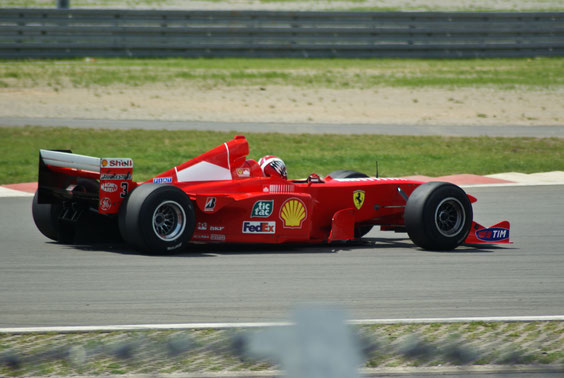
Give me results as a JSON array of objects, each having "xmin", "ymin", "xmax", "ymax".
[{"xmin": 353, "ymin": 190, "xmax": 365, "ymax": 210}]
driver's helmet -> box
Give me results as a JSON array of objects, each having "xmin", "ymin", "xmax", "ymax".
[{"xmin": 258, "ymin": 155, "xmax": 287, "ymax": 179}]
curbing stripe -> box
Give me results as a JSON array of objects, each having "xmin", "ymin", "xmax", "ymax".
[
  {"xmin": 461, "ymin": 182, "xmax": 564, "ymax": 188},
  {"xmin": 0, "ymin": 186, "xmax": 34, "ymax": 197},
  {"xmin": 1, "ymin": 315, "xmax": 563, "ymax": 334},
  {"xmin": 349, "ymin": 315, "xmax": 564, "ymax": 325}
]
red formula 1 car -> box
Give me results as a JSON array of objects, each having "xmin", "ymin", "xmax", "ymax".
[{"xmin": 33, "ymin": 135, "xmax": 510, "ymax": 253}]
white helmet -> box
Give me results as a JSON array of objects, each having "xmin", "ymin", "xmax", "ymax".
[{"xmin": 258, "ymin": 155, "xmax": 287, "ymax": 179}]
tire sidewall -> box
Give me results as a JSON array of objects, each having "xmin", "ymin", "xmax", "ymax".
[
  {"xmin": 32, "ymin": 191, "xmax": 61, "ymax": 241},
  {"xmin": 405, "ymin": 182, "xmax": 473, "ymax": 251},
  {"xmin": 119, "ymin": 184, "xmax": 195, "ymax": 253}
]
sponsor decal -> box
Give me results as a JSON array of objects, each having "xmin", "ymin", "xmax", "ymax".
[
  {"xmin": 269, "ymin": 184, "xmax": 294, "ymax": 193},
  {"xmin": 197, "ymin": 222, "xmax": 207, "ymax": 231},
  {"xmin": 353, "ymin": 190, "xmax": 365, "ymax": 210},
  {"xmin": 100, "ymin": 173, "xmax": 132, "ymax": 181},
  {"xmin": 476, "ymin": 227, "xmax": 509, "ymax": 242},
  {"xmin": 252, "ymin": 200, "xmax": 274, "ymax": 218},
  {"xmin": 99, "ymin": 197, "xmax": 112, "ymax": 211},
  {"xmin": 153, "ymin": 177, "xmax": 173, "ymax": 184},
  {"xmin": 193, "ymin": 234, "xmax": 210, "ymax": 239},
  {"xmin": 236, "ymin": 167, "xmax": 251, "ymax": 178},
  {"xmin": 100, "ymin": 182, "xmax": 118, "ymax": 193},
  {"xmin": 211, "ymin": 234, "xmax": 226, "ymax": 241},
  {"xmin": 204, "ymin": 197, "xmax": 216, "ymax": 212},
  {"xmin": 166, "ymin": 243, "xmax": 182, "ymax": 251},
  {"xmin": 101, "ymin": 158, "xmax": 133, "ymax": 168},
  {"xmin": 120, "ymin": 182, "xmax": 129, "ymax": 198},
  {"xmin": 210, "ymin": 226, "xmax": 224, "ymax": 231},
  {"xmin": 242, "ymin": 221, "xmax": 276, "ymax": 234},
  {"xmin": 279, "ymin": 198, "xmax": 307, "ymax": 228}
]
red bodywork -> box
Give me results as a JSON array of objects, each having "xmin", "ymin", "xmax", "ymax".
[{"xmin": 38, "ymin": 135, "xmax": 510, "ymax": 246}]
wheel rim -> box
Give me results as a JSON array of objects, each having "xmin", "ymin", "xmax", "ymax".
[
  {"xmin": 152, "ymin": 200, "xmax": 186, "ymax": 242},
  {"xmin": 434, "ymin": 197, "xmax": 465, "ymax": 237}
]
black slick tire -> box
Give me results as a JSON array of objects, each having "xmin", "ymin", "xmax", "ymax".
[
  {"xmin": 32, "ymin": 191, "xmax": 62, "ymax": 242},
  {"xmin": 404, "ymin": 182, "xmax": 472, "ymax": 251},
  {"xmin": 119, "ymin": 183, "xmax": 195, "ymax": 254}
]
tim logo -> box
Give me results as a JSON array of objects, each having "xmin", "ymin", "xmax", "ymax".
[
  {"xmin": 204, "ymin": 197, "xmax": 216, "ymax": 212},
  {"xmin": 476, "ymin": 227, "xmax": 509, "ymax": 242}
]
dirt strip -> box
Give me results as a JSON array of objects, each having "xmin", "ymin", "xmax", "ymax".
[{"xmin": 1, "ymin": 86, "xmax": 563, "ymax": 127}]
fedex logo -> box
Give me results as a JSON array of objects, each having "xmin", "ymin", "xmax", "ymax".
[
  {"xmin": 476, "ymin": 227, "xmax": 509, "ymax": 242},
  {"xmin": 242, "ymin": 221, "xmax": 276, "ymax": 234}
]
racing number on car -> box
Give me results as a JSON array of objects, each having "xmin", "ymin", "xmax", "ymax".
[{"xmin": 120, "ymin": 182, "xmax": 129, "ymax": 198}]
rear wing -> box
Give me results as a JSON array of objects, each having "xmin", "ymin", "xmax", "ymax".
[{"xmin": 38, "ymin": 150, "xmax": 134, "ymax": 214}]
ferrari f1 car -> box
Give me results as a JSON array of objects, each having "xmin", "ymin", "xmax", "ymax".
[{"xmin": 33, "ymin": 135, "xmax": 510, "ymax": 253}]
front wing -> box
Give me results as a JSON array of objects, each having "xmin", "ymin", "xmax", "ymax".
[{"xmin": 465, "ymin": 220, "xmax": 511, "ymax": 245}]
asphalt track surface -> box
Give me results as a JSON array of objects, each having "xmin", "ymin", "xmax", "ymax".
[
  {"xmin": 1, "ymin": 185, "xmax": 563, "ymax": 327},
  {"xmin": 2, "ymin": 116, "xmax": 564, "ymax": 137}
]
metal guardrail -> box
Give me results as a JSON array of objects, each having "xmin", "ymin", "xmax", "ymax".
[{"xmin": 0, "ymin": 9, "xmax": 563, "ymax": 58}]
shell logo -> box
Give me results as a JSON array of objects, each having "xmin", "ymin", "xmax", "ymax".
[
  {"xmin": 101, "ymin": 159, "xmax": 108, "ymax": 167},
  {"xmin": 279, "ymin": 198, "xmax": 307, "ymax": 228}
]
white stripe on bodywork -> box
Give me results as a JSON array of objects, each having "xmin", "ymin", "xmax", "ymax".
[
  {"xmin": 40, "ymin": 150, "xmax": 100, "ymax": 172},
  {"xmin": 176, "ymin": 161, "xmax": 231, "ymax": 182},
  {"xmin": 224, "ymin": 142, "xmax": 231, "ymax": 172}
]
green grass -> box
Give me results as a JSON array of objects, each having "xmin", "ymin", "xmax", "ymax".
[
  {"xmin": 1, "ymin": 126, "xmax": 563, "ymax": 185},
  {"xmin": 1, "ymin": 58, "xmax": 563, "ymax": 90}
]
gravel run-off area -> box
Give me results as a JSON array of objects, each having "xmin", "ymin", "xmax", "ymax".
[{"xmin": 1, "ymin": 85, "xmax": 563, "ymax": 127}]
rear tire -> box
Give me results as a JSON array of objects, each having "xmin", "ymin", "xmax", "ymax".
[
  {"xmin": 404, "ymin": 182, "xmax": 472, "ymax": 251},
  {"xmin": 32, "ymin": 191, "xmax": 62, "ymax": 241},
  {"xmin": 119, "ymin": 184, "xmax": 195, "ymax": 254},
  {"xmin": 327, "ymin": 169, "xmax": 373, "ymax": 238}
]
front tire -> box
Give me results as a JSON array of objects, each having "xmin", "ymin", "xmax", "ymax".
[
  {"xmin": 404, "ymin": 182, "xmax": 472, "ymax": 251},
  {"xmin": 119, "ymin": 184, "xmax": 195, "ymax": 254}
]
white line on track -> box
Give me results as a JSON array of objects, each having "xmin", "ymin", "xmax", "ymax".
[
  {"xmin": 461, "ymin": 182, "xmax": 564, "ymax": 189},
  {"xmin": 0, "ymin": 187, "xmax": 33, "ymax": 197},
  {"xmin": 1, "ymin": 315, "xmax": 563, "ymax": 334}
]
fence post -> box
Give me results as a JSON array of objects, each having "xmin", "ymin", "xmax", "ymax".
[{"xmin": 57, "ymin": 0, "xmax": 70, "ymax": 8}]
